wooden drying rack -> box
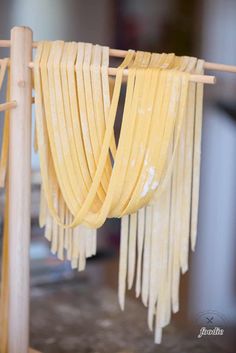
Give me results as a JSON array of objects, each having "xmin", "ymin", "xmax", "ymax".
[{"xmin": 0, "ymin": 26, "xmax": 236, "ymax": 353}]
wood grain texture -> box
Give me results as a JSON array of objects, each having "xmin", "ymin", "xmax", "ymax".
[{"xmin": 8, "ymin": 26, "xmax": 32, "ymax": 353}]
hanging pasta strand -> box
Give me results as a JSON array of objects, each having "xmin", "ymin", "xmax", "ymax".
[
  {"xmin": 176, "ymin": 58, "xmax": 197, "ymax": 277},
  {"xmin": 118, "ymin": 215, "xmax": 129, "ymax": 310},
  {"xmin": 127, "ymin": 212, "xmax": 137, "ymax": 289},
  {"xmin": 50, "ymin": 185, "xmax": 59, "ymax": 255},
  {"xmin": 135, "ymin": 207, "xmax": 145, "ymax": 298},
  {"xmin": 191, "ymin": 60, "xmax": 205, "ymax": 251},
  {"xmin": 152, "ymin": 175, "xmax": 172, "ymax": 342},
  {"xmin": 57, "ymin": 192, "xmax": 65, "ymax": 260},
  {"xmin": 170, "ymin": 57, "xmax": 196, "ymax": 314},
  {"xmin": 153, "ymin": 181, "xmax": 172, "ymax": 343}
]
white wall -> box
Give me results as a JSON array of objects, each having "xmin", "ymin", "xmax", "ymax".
[{"xmin": 190, "ymin": 0, "xmax": 236, "ymax": 324}]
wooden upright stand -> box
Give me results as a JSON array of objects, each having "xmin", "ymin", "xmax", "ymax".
[{"xmin": 8, "ymin": 26, "xmax": 32, "ymax": 353}]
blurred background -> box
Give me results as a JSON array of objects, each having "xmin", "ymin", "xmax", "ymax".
[{"xmin": 0, "ymin": 0, "xmax": 236, "ymax": 352}]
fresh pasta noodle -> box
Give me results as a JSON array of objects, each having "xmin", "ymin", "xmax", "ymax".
[
  {"xmin": 0, "ymin": 40, "xmax": 205, "ymax": 345},
  {"xmin": 127, "ymin": 212, "xmax": 137, "ymax": 290},
  {"xmin": 191, "ymin": 60, "xmax": 204, "ymax": 251},
  {"xmin": 135, "ymin": 208, "xmax": 145, "ymax": 298}
]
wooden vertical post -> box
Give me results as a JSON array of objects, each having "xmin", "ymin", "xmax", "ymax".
[{"xmin": 8, "ymin": 26, "xmax": 32, "ymax": 353}]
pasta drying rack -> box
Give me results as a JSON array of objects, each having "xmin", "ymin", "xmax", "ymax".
[{"xmin": 0, "ymin": 26, "xmax": 236, "ymax": 353}]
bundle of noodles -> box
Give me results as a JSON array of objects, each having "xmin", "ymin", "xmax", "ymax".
[
  {"xmin": 32, "ymin": 43, "xmax": 204, "ymax": 343},
  {"xmin": 118, "ymin": 56, "xmax": 204, "ymax": 342}
]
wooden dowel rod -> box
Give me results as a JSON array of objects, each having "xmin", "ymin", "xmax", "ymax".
[
  {"xmin": 109, "ymin": 48, "xmax": 128, "ymax": 58},
  {"xmin": 204, "ymin": 61, "xmax": 236, "ymax": 73},
  {"xmin": 29, "ymin": 349, "xmax": 43, "ymax": 353},
  {"xmin": 0, "ymin": 40, "xmax": 11, "ymax": 47},
  {"xmin": 0, "ymin": 100, "xmax": 17, "ymax": 112},
  {"xmin": 0, "ymin": 99, "xmax": 34, "ymax": 110},
  {"xmin": 108, "ymin": 68, "xmax": 215, "ymax": 84},
  {"xmin": 8, "ymin": 26, "xmax": 32, "ymax": 353},
  {"xmin": 110, "ymin": 50, "xmax": 236, "ymax": 74},
  {"xmin": 2, "ymin": 38, "xmax": 236, "ymax": 74},
  {"xmin": 27, "ymin": 61, "xmax": 215, "ymax": 84},
  {"xmin": 190, "ymin": 74, "xmax": 215, "ymax": 84},
  {"xmin": 0, "ymin": 39, "xmax": 37, "ymax": 48},
  {"xmin": 0, "ymin": 58, "xmax": 10, "ymax": 66}
]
